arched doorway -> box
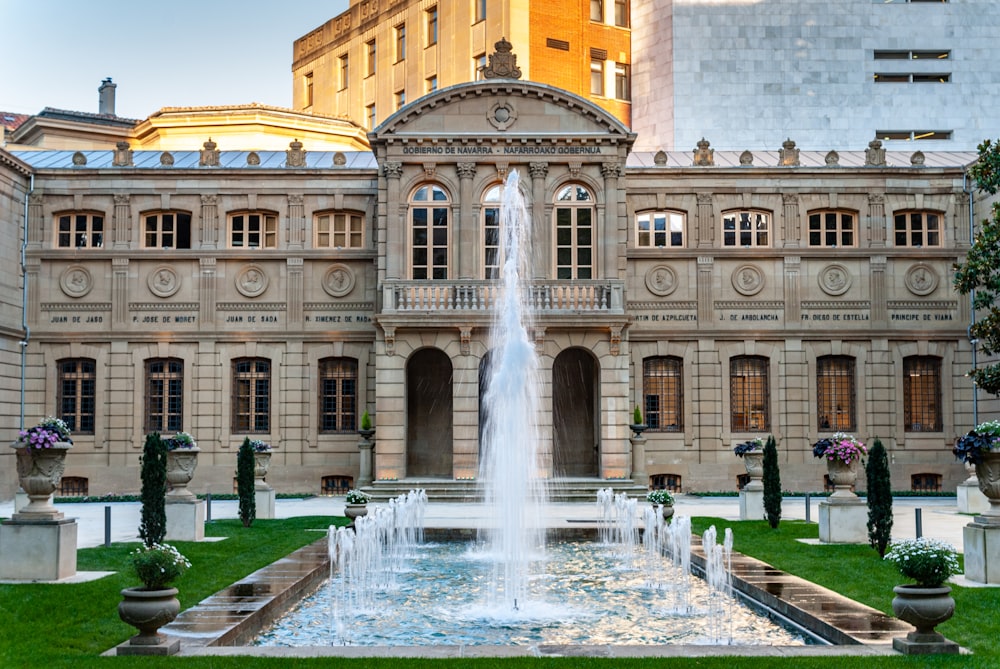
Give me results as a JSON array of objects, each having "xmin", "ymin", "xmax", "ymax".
[
  {"xmin": 552, "ymin": 348, "xmax": 598, "ymax": 477},
  {"xmin": 477, "ymin": 350, "xmax": 494, "ymax": 464},
  {"xmin": 406, "ymin": 348, "xmax": 453, "ymax": 477}
]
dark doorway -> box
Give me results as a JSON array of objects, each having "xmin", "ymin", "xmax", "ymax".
[
  {"xmin": 552, "ymin": 348, "xmax": 598, "ymax": 477},
  {"xmin": 406, "ymin": 348, "xmax": 454, "ymax": 477}
]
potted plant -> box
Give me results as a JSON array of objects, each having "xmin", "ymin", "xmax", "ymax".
[
  {"xmin": 12, "ymin": 416, "xmax": 73, "ymax": 518},
  {"xmin": 249, "ymin": 439, "xmax": 273, "ymax": 486},
  {"xmin": 884, "ymin": 538, "xmax": 960, "ymax": 643},
  {"xmin": 629, "ymin": 405, "xmax": 647, "ymax": 438},
  {"xmin": 954, "ymin": 420, "xmax": 1000, "ymax": 518},
  {"xmin": 358, "ymin": 410, "xmax": 375, "ymax": 441},
  {"xmin": 118, "ymin": 542, "xmax": 191, "ymax": 650},
  {"xmin": 734, "ymin": 437, "xmax": 765, "ymax": 490},
  {"xmin": 646, "ymin": 488, "xmax": 675, "ymax": 521},
  {"xmin": 163, "ymin": 431, "xmax": 199, "ymax": 500},
  {"xmin": 813, "ymin": 432, "xmax": 867, "ymax": 498},
  {"xmin": 345, "ymin": 488, "xmax": 371, "ymax": 520}
]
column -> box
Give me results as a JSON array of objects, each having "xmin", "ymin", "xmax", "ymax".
[
  {"xmin": 696, "ymin": 193, "xmax": 714, "ymax": 248},
  {"xmin": 456, "ymin": 162, "xmax": 477, "ymax": 280},
  {"xmin": 286, "ymin": 257, "xmax": 303, "ymax": 326},
  {"xmin": 113, "ymin": 194, "xmax": 131, "ymax": 249},
  {"xmin": 383, "ymin": 161, "xmax": 404, "ymax": 280},
  {"xmin": 868, "ymin": 194, "xmax": 886, "ymax": 248},
  {"xmin": 601, "ymin": 161, "xmax": 622, "ymax": 279},
  {"xmin": 111, "ymin": 257, "xmax": 129, "ymax": 326},
  {"xmin": 870, "ymin": 255, "xmax": 887, "ymax": 327},
  {"xmin": 287, "ymin": 194, "xmax": 305, "ymax": 250},
  {"xmin": 697, "ymin": 256, "xmax": 714, "ymax": 324},
  {"xmin": 199, "ymin": 257, "xmax": 216, "ymax": 326},
  {"xmin": 200, "ymin": 195, "xmax": 219, "ymax": 249},
  {"xmin": 529, "ymin": 162, "xmax": 549, "ymax": 279},
  {"xmin": 782, "ymin": 194, "xmax": 800, "ymax": 247},
  {"xmin": 783, "ymin": 256, "xmax": 801, "ymax": 323}
]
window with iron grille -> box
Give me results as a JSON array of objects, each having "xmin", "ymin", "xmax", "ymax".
[
  {"xmin": 321, "ymin": 475, "xmax": 353, "ymax": 496},
  {"xmin": 56, "ymin": 212, "xmax": 104, "ymax": 249},
  {"xmin": 320, "ymin": 357, "xmax": 358, "ymax": 433},
  {"xmin": 911, "ymin": 473, "xmax": 942, "ymax": 492},
  {"xmin": 808, "ymin": 210, "xmax": 856, "ymax": 247},
  {"xmin": 145, "ymin": 358, "xmax": 184, "ymax": 433},
  {"xmin": 894, "ymin": 210, "xmax": 942, "ymax": 247},
  {"xmin": 643, "ymin": 357, "xmax": 683, "ymax": 431},
  {"xmin": 817, "ymin": 355, "xmax": 856, "ymax": 432},
  {"xmin": 730, "ymin": 356, "xmax": 769, "ymax": 432},
  {"xmin": 232, "ymin": 358, "xmax": 270, "ymax": 433},
  {"xmin": 59, "ymin": 476, "xmax": 89, "ymax": 496},
  {"xmin": 650, "ymin": 473, "xmax": 682, "ymax": 493},
  {"xmin": 58, "ymin": 358, "xmax": 96, "ymax": 434},
  {"xmin": 903, "ymin": 356, "xmax": 942, "ymax": 432}
]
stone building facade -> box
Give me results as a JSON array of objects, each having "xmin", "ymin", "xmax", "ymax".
[{"xmin": 0, "ymin": 78, "xmax": 986, "ymax": 499}]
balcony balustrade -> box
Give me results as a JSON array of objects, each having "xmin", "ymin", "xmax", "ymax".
[{"xmin": 381, "ymin": 280, "xmax": 624, "ymax": 315}]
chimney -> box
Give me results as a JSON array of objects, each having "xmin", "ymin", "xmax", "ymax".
[{"xmin": 98, "ymin": 78, "xmax": 116, "ymax": 116}]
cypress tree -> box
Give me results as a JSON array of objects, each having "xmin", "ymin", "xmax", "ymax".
[
  {"xmin": 237, "ymin": 437, "xmax": 256, "ymax": 528},
  {"xmin": 138, "ymin": 432, "xmax": 167, "ymax": 546},
  {"xmin": 762, "ymin": 435, "xmax": 782, "ymax": 528},
  {"xmin": 866, "ymin": 437, "xmax": 893, "ymax": 557}
]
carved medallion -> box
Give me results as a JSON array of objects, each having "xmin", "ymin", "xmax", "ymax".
[
  {"xmin": 819, "ymin": 264, "xmax": 852, "ymax": 296},
  {"xmin": 732, "ymin": 265, "xmax": 764, "ymax": 296},
  {"xmin": 905, "ymin": 263, "xmax": 938, "ymax": 296},
  {"xmin": 60, "ymin": 266, "xmax": 92, "ymax": 298},
  {"xmin": 236, "ymin": 265, "xmax": 268, "ymax": 298},
  {"xmin": 323, "ymin": 264, "xmax": 356, "ymax": 298},
  {"xmin": 147, "ymin": 266, "xmax": 180, "ymax": 298},
  {"xmin": 645, "ymin": 265, "xmax": 678, "ymax": 297},
  {"xmin": 487, "ymin": 102, "xmax": 517, "ymax": 131}
]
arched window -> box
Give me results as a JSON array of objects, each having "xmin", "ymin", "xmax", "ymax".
[
  {"xmin": 319, "ymin": 357, "xmax": 358, "ymax": 433},
  {"xmin": 722, "ymin": 209, "xmax": 770, "ymax": 248},
  {"xmin": 808, "ymin": 210, "xmax": 856, "ymax": 248},
  {"xmin": 894, "ymin": 210, "xmax": 942, "ymax": 247},
  {"xmin": 55, "ymin": 212, "xmax": 104, "ymax": 249},
  {"xmin": 730, "ymin": 356, "xmax": 769, "ymax": 432},
  {"xmin": 483, "ymin": 184, "xmax": 503, "ymax": 279},
  {"xmin": 643, "ymin": 357, "xmax": 683, "ymax": 431},
  {"xmin": 143, "ymin": 211, "xmax": 192, "ymax": 249},
  {"xmin": 315, "ymin": 211, "xmax": 364, "ymax": 249},
  {"xmin": 229, "ymin": 211, "xmax": 278, "ymax": 249},
  {"xmin": 145, "ymin": 358, "xmax": 184, "ymax": 433},
  {"xmin": 410, "ymin": 184, "xmax": 450, "ymax": 279},
  {"xmin": 554, "ymin": 184, "xmax": 594, "ymax": 279},
  {"xmin": 636, "ymin": 210, "xmax": 685, "ymax": 248},
  {"xmin": 817, "ymin": 356, "xmax": 856, "ymax": 432},
  {"xmin": 903, "ymin": 356, "xmax": 942, "ymax": 432},
  {"xmin": 58, "ymin": 358, "xmax": 96, "ymax": 434}
]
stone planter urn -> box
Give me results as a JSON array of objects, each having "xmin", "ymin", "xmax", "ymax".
[
  {"xmin": 118, "ymin": 586, "xmax": 181, "ymax": 647},
  {"xmin": 11, "ymin": 441, "xmax": 72, "ymax": 519},
  {"xmin": 826, "ymin": 458, "xmax": 858, "ymax": 499},
  {"xmin": 891, "ymin": 584, "xmax": 956, "ymax": 643},
  {"xmin": 344, "ymin": 503, "xmax": 369, "ymax": 520},
  {"xmin": 974, "ymin": 451, "xmax": 1000, "ymax": 520},
  {"xmin": 629, "ymin": 423, "xmax": 647, "ymax": 439},
  {"xmin": 253, "ymin": 449, "xmax": 272, "ymax": 489},
  {"xmin": 660, "ymin": 504, "xmax": 675, "ymax": 522},
  {"xmin": 742, "ymin": 449, "xmax": 765, "ymax": 491},
  {"xmin": 165, "ymin": 447, "xmax": 200, "ymax": 500}
]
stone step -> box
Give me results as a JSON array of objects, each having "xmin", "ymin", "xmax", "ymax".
[{"xmin": 361, "ymin": 479, "xmax": 649, "ymax": 503}]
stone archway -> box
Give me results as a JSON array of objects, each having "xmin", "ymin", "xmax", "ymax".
[
  {"xmin": 552, "ymin": 347, "xmax": 598, "ymax": 477},
  {"xmin": 406, "ymin": 348, "xmax": 454, "ymax": 477}
]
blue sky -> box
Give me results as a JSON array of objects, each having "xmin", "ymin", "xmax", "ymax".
[{"xmin": 3, "ymin": 0, "xmax": 349, "ymax": 119}]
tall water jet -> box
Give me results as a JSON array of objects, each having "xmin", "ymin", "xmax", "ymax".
[{"xmin": 478, "ymin": 169, "xmax": 547, "ymax": 611}]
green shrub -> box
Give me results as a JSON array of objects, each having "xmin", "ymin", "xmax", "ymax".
[
  {"xmin": 866, "ymin": 437, "xmax": 893, "ymax": 557},
  {"xmin": 129, "ymin": 543, "xmax": 190, "ymax": 589},
  {"xmin": 237, "ymin": 437, "xmax": 256, "ymax": 528},
  {"xmin": 633, "ymin": 405, "xmax": 643, "ymax": 425},
  {"xmin": 138, "ymin": 432, "xmax": 167, "ymax": 547},
  {"xmin": 762, "ymin": 435, "xmax": 782, "ymax": 528}
]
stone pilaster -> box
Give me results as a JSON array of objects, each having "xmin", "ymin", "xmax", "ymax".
[
  {"xmin": 113, "ymin": 194, "xmax": 131, "ymax": 249},
  {"xmin": 782, "ymin": 339, "xmax": 807, "ymax": 453},
  {"xmin": 382, "ymin": 161, "xmax": 403, "ymax": 280},
  {"xmin": 111, "ymin": 257, "xmax": 129, "ymax": 326},
  {"xmin": 287, "ymin": 194, "xmax": 305, "ymax": 250},
  {"xmin": 955, "ymin": 191, "xmax": 971, "ymax": 246},
  {"xmin": 27, "ymin": 193, "xmax": 43, "ymax": 247},
  {"xmin": 867, "ymin": 338, "xmax": 893, "ymax": 444},
  {"xmin": 200, "ymin": 195, "xmax": 219, "ymax": 249},
  {"xmin": 697, "ymin": 256, "xmax": 714, "ymax": 324},
  {"xmin": 601, "ymin": 161, "xmax": 622, "ymax": 279},
  {"xmin": 456, "ymin": 162, "xmax": 477, "ymax": 279},
  {"xmin": 286, "ymin": 257, "xmax": 303, "ymax": 326},
  {"xmin": 25, "ymin": 258, "xmax": 40, "ymax": 326},
  {"xmin": 199, "ymin": 257, "xmax": 216, "ymax": 326},
  {"xmin": 696, "ymin": 193, "xmax": 714, "ymax": 247},
  {"xmin": 694, "ymin": 339, "xmax": 721, "ymax": 454},
  {"xmin": 870, "ymin": 255, "xmax": 887, "ymax": 326},
  {"xmin": 783, "ymin": 256, "xmax": 801, "ymax": 323},
  {"xmin": 868, "ymin": 194, "xmax": 886, "ymax": 247},
  {"xmin": 782, "ymin": 194, "xmax": 800, "ymax": 247},
  {"xmin": 529, "ymin": 162, "xmax": 549, "ymax": 279}
]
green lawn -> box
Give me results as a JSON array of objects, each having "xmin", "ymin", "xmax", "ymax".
[{"xmin": 0, "ymin": 515, "xmax": 996, "ymax": 669}]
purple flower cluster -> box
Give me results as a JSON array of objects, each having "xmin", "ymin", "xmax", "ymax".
[
  {"xmin": 18, "ymin": 417, "xmax": 72, "ymax": 450},
  {"xmin": 812, "ymin": 432, "xmax": 867, "ymax": 465}
]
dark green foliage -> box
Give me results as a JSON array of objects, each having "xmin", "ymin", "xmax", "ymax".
[
  {"xmin": 237, "ymin": 437, "xmax": 256, "ymax": 528},
  {"xmin": 361, "ymin": 409, "xmax": 372, "ymax": 430},
  {"xmin": 762, "ymin": 435, "xmax": 782, "ymax": 528},
  {"xmin": 138, "ymin": 432, "xmax": 167, "ymax": 547},
  {"xmin": 955, "ymin": 138, "xmax": 1000, "ymax": 395},
  {"xmin": 632, "ymin": 405, "xmax": 643, "ymax": 425},
  {"xmin": 865, "ymin": 437, "xmax": 893, "ymax": 557}
]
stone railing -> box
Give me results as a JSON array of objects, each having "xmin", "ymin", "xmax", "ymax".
[{"xmin": 382, "ymin": 280, "xmax": 624, "ymax": 314}]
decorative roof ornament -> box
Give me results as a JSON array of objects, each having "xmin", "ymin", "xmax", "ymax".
[
  {"xmin": 910, "ymin": 150, "xmax": 926, "ymax": 167},
  {"xmin": 286, "ymin": 139, "xmax": 307, "ymax": 167},
  {"xmin": 825, "ymin": 150, "xmax": 840, "ymax": 167},
  {"xmin": 247, "ymin": 151, "xmax": 260, "ymax": 166},
  {"xmin": 778, "ymin": 138, "xmax": 800, "ymax": 167},
  {"xmin": 112, "ymin": 141, "xmax": 133, "ymax": 167},
  {"xmin": 653, "ymin": 150, "xmax": 668, "ymax": 166},
  {"xmin": 739, "ymin": 150, "xmax": 754, "ymax": 166},
  {"xmin": 483, "ymin": 37, "xmax": 522, "ymax": 80},
  {"xmin": 160, "ymin": 151, "xmax": 174, "ymax": 166},
  {"xmin": 865, "ymin": 139, "xmax": 886, "ymax": 167},
  {"xmin": 71, "ymin": 151, "xmax": 87, "ymax": 166},
  {"xmin": 692, "ymin": 138, "xmax": 714, "ymax": 166},
  {"xmin": 199, "ymin": 138, "xmax": 220, "ymax": 167}
]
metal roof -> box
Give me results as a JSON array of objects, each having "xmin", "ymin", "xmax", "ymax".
[
  {"xmin": 626, "ymin": 150, "xmax": 978, "ymax": 169},
  {"xmin": 10, "ymin": 150, "xmax": 379, "ymax": 170}
]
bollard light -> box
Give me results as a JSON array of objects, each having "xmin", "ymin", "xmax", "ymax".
[{"xmin": 104, "ymin": 505, "xmax": 111, "ymax": 547}]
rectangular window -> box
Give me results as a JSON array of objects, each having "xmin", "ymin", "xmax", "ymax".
[
  {"xmin": 474, "ymin": 53, "xmax": 486, "ymax": 80},
  {"xmin": 643, "ymin": 357, "xmax": 683, "ymax": 432},
  {"xmin": 877, "ymin": 129, "xmax": 953, "ymax": 141},
  {"xmin": 894, "ymin": 211, "xmax": 941, "ymax": 247},
  {"xmin": 304, "ymin": 72, "xmax": 314, "ymax": 107},
  {"xmin": 339, "ymin": 54, "xmax": 349, "ymax": 90},
  {"xmin": 395, "ymin": 89, "xmax": 406, "ymax": 110},
  {"xmin": 722, "ymin": 210, "xmax": 770, "ymax": 247},
  {"xmin": 144, "ymin": 212, "xmax": 192, "ymax": 249},
  {"xmin": 875, "ymin": 50, "xmax": 950, "ymax": 60},
  {"xmin": 56, "ymin": 213, "xmax": 104, "ymax": 249},
  {"xmin": 817, "ymin": 356, "xmax": 856, "ymax": 432},
  {"xmin": 232, "ymin": 358, "xmax": 270, "ymax": 433},
  {"xmin": 366, "ymin": 103, "xmax": 376, "ymax": 130},
  {"xmin": 904, "ymin": 356, "xmax": 942, "ymax": 432},
  {"xmin": 590, "ymin": 0, "xmax": 604, "ymax": 22},
  {"xmin": 590, "ymin": 59, "xmax": 604, "ymax": 96},
  {"xmin": 730, "ymin": 356, "xmax": 769, "ymax": 432},
  {"xmin": 320, "ymin": 358, "xmax": 358, "ymax": 433},
  {"xmin": 474, "ymin": 0, "xmax": 486, "ymax": 23},
  {"xmin": 316, "ymin": 212, "xmax": 364, "ymax": 249},
  {"xmin": 614, "ymin": 62, "xmax": 630, "ymax": 100},
  {"xmin": 395, "ymin": 24, "xmax": 406, "ymax": 62},
  {"xmin": 58, "ymin": 358, "xmax": 96, "ymax": 434},
  {"xmin": 614, "ymin": 0, "xmax": 629, "ymax": 27},
  {"xmin": 636, "ymin": 211, "xmax": 684, "ymax": 247},
  {"xmin": 426, "ymin": 7, "xmax": 438, "ymax": 46},
  {"xmin": 808, "ymin": 211, "xmax": 855, "ymax": 247},
  {"xmin": 874, "ymin": 72, "xmax": 950, "ymax": 83},
  {"xmin": 426, "ymin": 76, "xmax": 438, "ymax": 93},
  {"xmin": 230, "ymin": 213, "xmax": 277, "ymax": 248},
  {"xmin": 366, "ymin": 39, "xmax": 376, "ymax": 77},
  {"xmin": 145, "ymin": 359, "xmax": 183, "ymax": 433}
]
